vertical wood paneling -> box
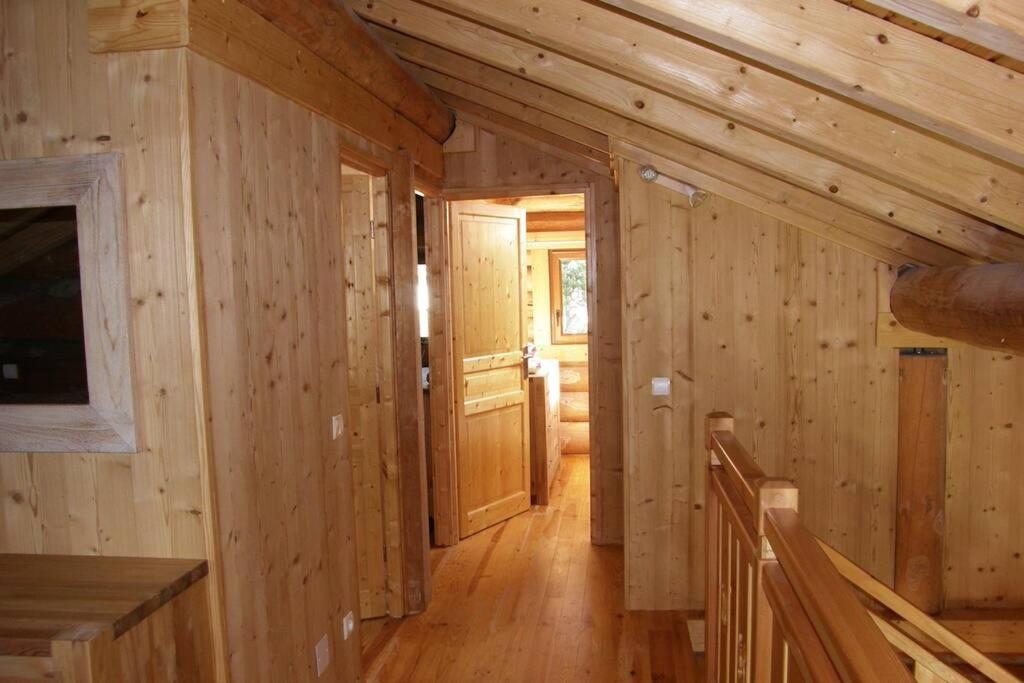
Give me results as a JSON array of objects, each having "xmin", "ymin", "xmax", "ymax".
[
  {"xmin": 0, "ymin": 0, "xmax": 206, "ymax": 561},
  {"xmin": 444, "ymin": 126, "xmax": 623, "ymax": 545},
  {"xmin": 620, "ymin": 159, "xmax": 695, "ymax": 609},
  {"xmin": 621, "ymin": 158, "xmax": 900, "ymax": 609},
  {"xmin": 188, "ymin": 52, "xmax": 359, "ymax": 681},
  {"xmin": 945, "ymin": 349, "xmax": 1024, "ymax": 607}
]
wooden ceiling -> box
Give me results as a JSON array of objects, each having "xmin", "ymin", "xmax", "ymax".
[{"xmin": 341, "ymin": 0, "xmax": 1024, "ymax": 267}]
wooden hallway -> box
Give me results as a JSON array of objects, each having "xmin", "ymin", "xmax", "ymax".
[{"xmin": 361, "ymin": 456, "xmax": 704, "ymax": 682}]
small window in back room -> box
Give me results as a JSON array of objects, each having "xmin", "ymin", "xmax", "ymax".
[
  {"xmin": 0, "ymin": 206, "xmax": 88, "ymax": 404},
  {"xmin": 550, "ymin": 249, "xmax": 588, "ymax": 344}
]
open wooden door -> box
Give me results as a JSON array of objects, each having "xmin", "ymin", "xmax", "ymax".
[
  {"xmin": 449, "ymin": 202, "xmax": 531, "ymax": 538},
  {"xmin": 342, "ymin": 170, "xmax": 403, "ymax": 619}
]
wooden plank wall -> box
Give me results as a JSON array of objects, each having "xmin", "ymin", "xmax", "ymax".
[
  {"xmin": 945, "ymin": 349, "xmax": 1024, "ymax": 608},
  {"xmin": 188, "ymin": 52, "xmax": 360, "ymax": 682},
  {"xmin": 0, "ymin": 0, "xmax": 208, "ymax": 563},
  {"xmin": 620, "ymin": 158, "xmax": 900, "ymax": 609},
  {"xmin": 444, "ymin": 123, "xmax": 623, "ymax": 544}
]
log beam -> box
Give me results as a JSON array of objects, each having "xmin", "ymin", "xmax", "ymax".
[
  {"xmin": 891, "ymin": 264, "xmax": 1024, "ymax": 355},
  {"xmin": 236, "ymin": 0, "xmax": 454, "ymax": 144}
]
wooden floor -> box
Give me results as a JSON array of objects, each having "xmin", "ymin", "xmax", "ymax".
[{"xmin": 361, "ymin": 456, "xmax": 704, "ymax": 682}]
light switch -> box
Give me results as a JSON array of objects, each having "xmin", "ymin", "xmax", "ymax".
[
  {"xmin": 331, "ymin": 414, "xmax": 343, "ymax": 440},
  {"xmin": 2, "ymin": 364, "xmax": 18, "ymax": 380},
  {"xmin": 314, "ymin": 633, "xmax": 330, "ymax": 677},
  {"xmin": 651, "ymin": 377, "xmax": 671, "ymax": 396}
]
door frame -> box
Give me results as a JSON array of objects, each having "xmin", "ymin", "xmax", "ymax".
[
  {"xmin": 340, "ymin": 150, "xmax": 434, "ymax": 615},
  {"xmin": 428, "ymin": 183, "xmax": 602, "ymax": 546}
]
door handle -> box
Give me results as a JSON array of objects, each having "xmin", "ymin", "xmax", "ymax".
[{"xmin": 522, "ymin": 344, "xmax": 537, "ymax": 379}]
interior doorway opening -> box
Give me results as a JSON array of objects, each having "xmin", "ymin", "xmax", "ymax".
[{"xmin": 422, "ymin": 191, "xmax": 593, "ymax": 548}]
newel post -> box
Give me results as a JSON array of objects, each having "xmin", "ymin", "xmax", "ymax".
[
  {"xmin": 705, "ymin": 411, "xmax": 734, "ymax": 465},
  {"xmin": 704, "ymin": 412, "xmax": 733, "ymax": 682}
]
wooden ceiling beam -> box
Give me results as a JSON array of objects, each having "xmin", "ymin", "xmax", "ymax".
[
  {"xmin": 891, "ymin": 264, "xmax": 1024, "ymax": 355},
  {"xmin": 235, "ymin": 0, "xmax": 454, "ymax": 143},
  {"xmin": 450, "ymin": 107, "xmax": 612, "ymax": 179},
  {"xmin": 436, "ymin": 91, "xmax": 609, "ymax": 168},
  {"xmin": 865, "ymin": 0, "xmax": 1024, "ymax": 63},
  {"xmin": 527, "ymin": 211, "xmax": 586, "ymax": 232},
  {"xmin": 363, "ymin": 11, "xmax": 1021, "ymax": 263},
  {"xmin": 424, "ymin": 0, "xmax": 1024, "ymax": 235},
  {"xmin": 600, "ymin": 0, "xmax": 1024, "ymax": 168},
  {"xmin": 395, "ymin": 46, "xmax": 968, "ymax": 265}
]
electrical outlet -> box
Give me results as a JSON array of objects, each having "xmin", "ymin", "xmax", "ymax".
[
  {"xmin": 314, "ymin": 633, "xmax": 330, "ymax": 677},
  {"xmin": 342, "ymin": 611, "xmax": 355, "ymax": 640},
  {"xmin": 331, "ymin": 414, "xmax": 343, "ymax": 440}
]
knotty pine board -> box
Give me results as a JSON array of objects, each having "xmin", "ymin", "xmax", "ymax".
[
  {"xmin": 188, "ymin": 53, "xmax": 360, "ymax": 682},
  {"xmin": 621, "ymin": 158, "xmax": 900, "ymax": 609},
  {"xmin": 0, "ymin": 0, "xmax": 207, "ymax": 565}
]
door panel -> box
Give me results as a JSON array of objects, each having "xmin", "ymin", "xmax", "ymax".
[
  {"xmin": 450, "ymin": 202, "xmax": 530, "ymax": 538},
  {"xmin": 343, "ymin": 173, "xmax": 404, "ymax": 619}
]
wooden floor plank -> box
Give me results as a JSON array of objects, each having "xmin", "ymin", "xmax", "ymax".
[{"xmin": 363, "ymin": 456, "xmax": 700, "ymax": 682}]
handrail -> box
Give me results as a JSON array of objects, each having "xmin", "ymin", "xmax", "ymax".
[
  {"xmin": 821, "ymin": 541, "xmax": 1019, "ymax": 683},
  {"xmin": 705, "ymin": 412, "xmax": 914, "ymax": 682},
  {"xmin": 764, "ymin": 508, "xmax": 911, "ymax": 681},
  {"xmin": 761, "ymin": 563, "xmax": 841, "ymax": 682}
]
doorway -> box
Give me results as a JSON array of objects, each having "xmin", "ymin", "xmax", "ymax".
[
  {"xmin": 424, "ymin": 190, "xmax": 594, "ymax": 544},
  {"xmin": 341, "ymin": 164, "xmax": 404, "ymax": 621}
]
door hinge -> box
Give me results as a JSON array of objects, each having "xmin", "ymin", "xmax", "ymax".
[
  {"xmin": 370, "ymin": 219, "xmax": 376, "ymax": 240},
  {"xmin": 376, "ymin": 384, "xmax": 381, "ymax": 404}
]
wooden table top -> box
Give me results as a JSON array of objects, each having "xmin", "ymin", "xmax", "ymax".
[{"xmin": 0, "ymin": 554, "xmax": 207, "ymax": 647}]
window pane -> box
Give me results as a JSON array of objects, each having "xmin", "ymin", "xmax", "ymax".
[
  {"xmin": 560, "ymin": 258, "xmax": 588, "ymax": 336},
  {"xmin": 417, "ymin": 263, "xmax": 429, "ymax": 338},
  {"xmin": 0, "ymin": 206, "xmax": 88, "ymax": 405}
]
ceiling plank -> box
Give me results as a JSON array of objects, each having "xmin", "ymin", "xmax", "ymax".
[
  {"xmin": 599, "ymin": 0, "xmax": 1024, "ymax": 168},
  {"xmin": 398, "ymin": 49, "xmax": 970, "ymax": 265},
  {"xmin": 612, "ymin": 140, "xmax": 946, "ymax": 267},
  {"xmin": 406, "ymin": 63, "xmax": 607, "ymax": 155},
  {"xmin": 361, "ymin": 10, "xmax": 1023, "ymax": 263},
  {"xmin": 425, "ymin": 0, "xmax": 1024, "ymax": 235},
  {"xmin": 234, "ymin": 0, "xmax": 454, "ymax": 143},
  {"xmin": 864, "ymin": 0, "xmax": 1024, "ymax": 63}
]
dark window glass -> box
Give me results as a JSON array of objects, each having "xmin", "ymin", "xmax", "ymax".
[{"xmin": 0, "ymin": 206, "xmax": 88, "ymax": 404}]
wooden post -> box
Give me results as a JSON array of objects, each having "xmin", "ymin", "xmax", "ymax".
[
  {"xmin": 895, "ymin": 350, "xmax": 948, "ymax": 615},
  {"xmin": 389, "ymin": 152, "xmax": 431, "ymax": 612},
  {"xmin": 705, "ymin": 411, "xmax": 734, "ymax": 460},
  {"xmin": 704, "ymin": 413, "xmax": 727, "ymax": 682}
]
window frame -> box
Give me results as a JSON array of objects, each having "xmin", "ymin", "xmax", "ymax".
[
  {"xmin": 0, "ymin": 154, "xmax": 138, "ymax": 453},
  {"xmin": 548, "ymin": 249, "xmax": 588, "ymax": 345}
]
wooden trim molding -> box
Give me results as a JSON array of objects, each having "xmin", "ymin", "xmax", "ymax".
[{"xmin": 0, "ymin": 154, "xmax": 138, "ymax": 453}]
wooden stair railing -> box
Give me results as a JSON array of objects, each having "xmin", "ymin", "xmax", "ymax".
[
  {"xmin": 704, "ymin": 412, "xmax": 913, "ymax": 682},
  {"xmin": 821, "ymin": 542, "xmax": 1019, "ymax": 682}
]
